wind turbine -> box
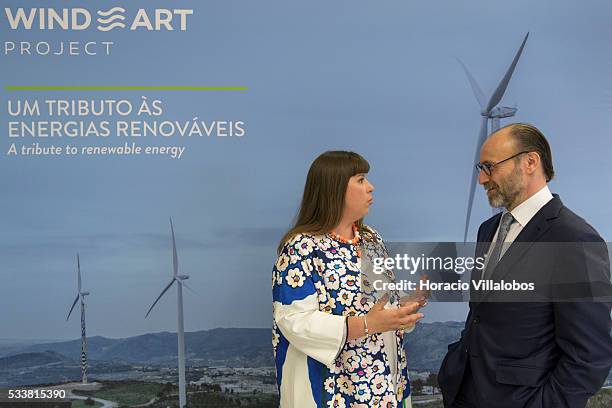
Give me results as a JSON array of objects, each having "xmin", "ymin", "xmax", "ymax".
[
  {"xmin": 66, "ymin": 253, "xmax": 90, "ymax": 385},
  {"xmin": 460, "ymin": 32, "xmax": 529, "ymax": 242},
  {"xmin": 145, "ymin": 218, "xmax": 189, "ymax": 408}
]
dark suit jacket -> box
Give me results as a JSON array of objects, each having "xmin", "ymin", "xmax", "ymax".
[{"xmin": 438, "ymin": 195, "xmax": 612, "ymax": 408}]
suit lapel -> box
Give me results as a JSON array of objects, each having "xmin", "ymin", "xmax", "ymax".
[
  {"xmin": 478, "ymin": 214, "xmax": 501, "ymax": 257},
  {"xmin": 470, "ymin": 213, "xmax": 502, "ymax": 305},
  {"xmin": 479, "ymin": 196, "xmax": 563, "ymax": 302}
]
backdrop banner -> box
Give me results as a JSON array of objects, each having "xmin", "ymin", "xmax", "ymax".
[{"xmin": 2, "ymin": 1, "xmax": 611, "ymax": 407}]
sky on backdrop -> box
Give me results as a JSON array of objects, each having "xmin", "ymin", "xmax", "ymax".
[{"xmin": 1, "ymin": 0, "xmax": 612, "ymax": 340}]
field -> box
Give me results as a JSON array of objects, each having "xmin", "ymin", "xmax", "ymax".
[
  {"xmin": 73, "ymin": 381, "xmax": 171, "ymax": 406},
  {"xmin": 587, "ymin": 388, "xmax": 612, "ymax": 408},
  {"xmin": 73, "ymin": 381, "xmax": 278, "ymax": 407}
]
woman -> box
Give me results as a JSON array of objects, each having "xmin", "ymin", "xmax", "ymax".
[{"xmin": 272, "ymin": 151, "xmax": 425, "ymax": 408}]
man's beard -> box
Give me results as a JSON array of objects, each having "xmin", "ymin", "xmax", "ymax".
[{"xmin": 484, "ymin": 165, "xmax": 523, "ymax": 209}]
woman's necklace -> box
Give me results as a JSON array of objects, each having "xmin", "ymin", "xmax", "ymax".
[{"xmin": 329, "ymin": 224, "xmax": 362, "ymax": 257}]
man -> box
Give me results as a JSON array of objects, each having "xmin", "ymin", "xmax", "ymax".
[{"xmin": 438, "ymin": 123, "xmax": 612, "ymax": 407}]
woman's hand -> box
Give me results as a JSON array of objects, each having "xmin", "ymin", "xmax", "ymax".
[
  {"xmin": 400, "ymin": 275, "xmax": 430, "ymax": 310},
  {"xmin": 367, "ymin": 294, "xmax": 424, "ymax": 333},
  {"xmin": 347, "ymin": 294, "xmax": 424, "ymax": 340}
]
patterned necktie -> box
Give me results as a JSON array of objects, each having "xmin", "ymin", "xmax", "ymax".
[{"xmin": 483, "ymin": 212, "xmax": 515, "ymax": 279}]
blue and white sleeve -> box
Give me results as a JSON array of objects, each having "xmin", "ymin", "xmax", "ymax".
[{"xmin": 272, "ymin": 235, "xmax": 347, "ymax": 367}]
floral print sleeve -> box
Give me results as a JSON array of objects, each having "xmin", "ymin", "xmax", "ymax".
[
  {"xmin": 273, "ymin": 229, "xmax": 412, "ymax": 408},
  {"xmin": 273, "ymin": 234, "xmax": 347, "ymax": 366}
]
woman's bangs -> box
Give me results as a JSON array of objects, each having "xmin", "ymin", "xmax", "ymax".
[{"xmin": 349, "ymin": 153, "xmax": 370, "ymax": 176}]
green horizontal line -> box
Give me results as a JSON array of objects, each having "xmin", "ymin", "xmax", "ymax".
[{"xmin": 5, "ymin": 86, "xmax": 248, "ymax": 91}]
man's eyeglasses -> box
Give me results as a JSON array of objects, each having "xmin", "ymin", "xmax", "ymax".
[{"xmin": 475, "ymin": 151, "xmax": 531, "ymax": 176}]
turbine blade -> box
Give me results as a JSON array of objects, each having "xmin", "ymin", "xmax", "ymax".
[
  {"xmin": 485, "ymin": 32, "xmax": 529, "ymax": 112},
  {"xmin": 145, "ymin": 278, "xmax": 176, "ymax": 318},
  {"xmin": 67, "ymin": 294, "xmax": 79, "ymax": 321},
  {"xmin": 77, "ymin": 253, "xmax": 82, "ymax": 292},
  {"xmin": 181, "ymin": 281, "xmax": 200, "ymax": 297},
  {"xmin": 456, "ymin": 58, "xmax": 486, "ymax": 109},
  {"xmin": 170, "ymin": 218, "xmax": 179, "ymax": 277},
  {"xmin": 464, "ymin": 117, "xmax": 490, "ymax": 242}
]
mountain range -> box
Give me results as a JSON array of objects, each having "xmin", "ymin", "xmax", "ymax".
[
  {"xmin": 0, "ymin": 322, "xmax": 463, "ymax": 371},
  {"xmin": 3, "ymin": 322, "xmax": 611, "ymax": 389}
]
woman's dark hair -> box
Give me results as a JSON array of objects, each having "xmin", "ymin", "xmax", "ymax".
[{"xmin": 278, "ymin": 151, "xmax": 369, "ymax": 253}]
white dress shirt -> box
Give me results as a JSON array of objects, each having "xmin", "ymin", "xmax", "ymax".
[{"xmin": 488, "ymin": 184, "xmax": 554, "ymax": 259}]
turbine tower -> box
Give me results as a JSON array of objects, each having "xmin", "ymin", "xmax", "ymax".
[
  {"xmin": 460, "ymin": 32, "xmax": 529, "ymax": 242},
  {"xmin": 66, "ymin": 253, "xmax": 90, "ymax": 384},
  {"xmin": 146, "ymin": 218, "xmax": 189, "ymax": 408}
]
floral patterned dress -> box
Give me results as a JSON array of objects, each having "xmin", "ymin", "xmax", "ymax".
[{"xmin": 272, "ymin": 225, "xmax": 412, "ymax": 408}]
